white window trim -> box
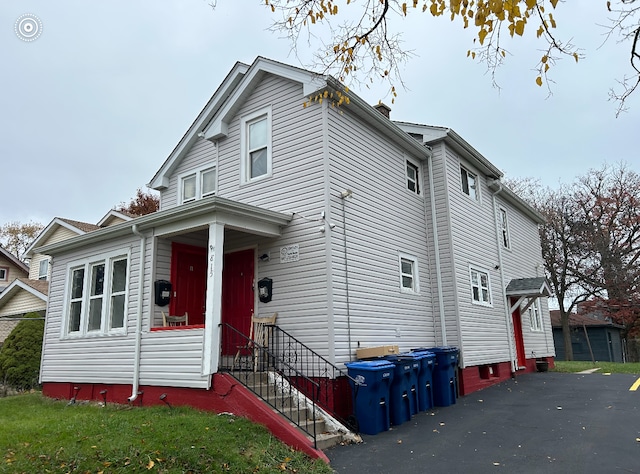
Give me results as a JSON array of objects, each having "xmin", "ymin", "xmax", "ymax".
[
  {"xmin": 38, "ymin": 258, "xmax": 50, "ymax": 281},
  {"xmin": 469, "ymin": 266, "xmax": 492, "ymax": 307},
  {"xmin": 460, "ymin": 165, "xmax": 479, "ymax": 202},
  {"xmin": 61, "ymin": 249, "xmax": 130, "ymax": 338},
  {"xmin": 240, "ymin": 106, "xmax": 273, "ymax": 184},
  {"xmin": 528, "ymin": 299, "xmax": 543, "ymax": 332},
  {"xmin": 398, "ymin": 252, "xmax": 420, "ymax": 294},
  {"xmin": 178, "ymin": 165, "xmax": 217, "ymax": 204},
  {"xmin": 499, "ymin": 207, "xmax": 511, "ymax": 250},
  {"xmin": 405, "ymin": 157, "xmax": 422, "ymax": 196}
]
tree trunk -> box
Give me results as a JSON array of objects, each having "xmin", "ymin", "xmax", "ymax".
[{"xmin": 561, "ymin": 310, "xmax": 574, "ymax": 361}]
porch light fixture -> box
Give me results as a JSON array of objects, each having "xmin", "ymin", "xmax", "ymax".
[
  {"xmin": 159, "ymin": 393, "xmax": 172, "ymax": 409},
  {"xmin": 340, "ymin": 189, "xmax": 353, "ymax": 199},
  {"xmin": 99, "ymin": 389, "xmax": 107, "ymax": 407}
]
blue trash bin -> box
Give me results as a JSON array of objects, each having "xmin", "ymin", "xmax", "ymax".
[
  {"xmin": 345, "ymin": 360, "xmax": 395, "ymax": 435},
  {"xmin": 385, "ymin": 354, "xmax": 420, "ymax": 425},
  {"xmin": 425, "ymin": 346, "xmax": 459, "ymax": 407},
  {"xmin": 410, "ymin": 349, "xmax": 436, "ymax": 411}
]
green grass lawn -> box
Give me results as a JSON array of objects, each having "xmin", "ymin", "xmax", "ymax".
[
  {"xmin": 552, "ymin": 360, "xmax": 640, "ymax": 374},
  {"xmin": 0, "ymin": 393, "xmax": 333, "ymax": 474}
]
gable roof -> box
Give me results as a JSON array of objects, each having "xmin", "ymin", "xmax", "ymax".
[
  {"xmin": 0, "ymin": 246, "xmax": 29, "ymax": 274},
  {"xmin": 24, "ymin": 217, "xmax": 99, "ymax": 258},
  {"xmin": 549, "ymin": 310, "xmax": 624, "ymax": 329},
  {"xmin": 97, "ymin": 209, "xmax": 135, "ymax": 227},
  {"xmin": 0, "ymin": 277, "xmax": 48, "ymax": 313},
  {"xmin": 506, "ymin": 277, "xmax": 552, "ymax": 298},
  {"xmin": 148, "ymin": 57, "xmax": 431, "ymax": 191}
]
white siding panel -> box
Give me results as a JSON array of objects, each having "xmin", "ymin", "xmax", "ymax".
[{"xmin": 0, "ymin": 291, "xmax": 46, "ymax": 316}]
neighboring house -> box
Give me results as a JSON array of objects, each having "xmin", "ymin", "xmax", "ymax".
[
  {"xmin": 36, "ymin": 58, "xmax": 554, "ymax": 452},
  {"xmin": 0, "ymin": 216, "xmax": 116, "ymax": 344},
  {"xmin": 551, "ymin": 309, "xmax": 625, "ymax": 362},
  {"xmin": 0, "ymin": 245, "xmax": 28, "ymax": 293}
]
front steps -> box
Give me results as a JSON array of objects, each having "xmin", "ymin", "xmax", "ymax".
[{"xmin": 234, "ymin": 371, "xmax": 357, "ymax": 451}]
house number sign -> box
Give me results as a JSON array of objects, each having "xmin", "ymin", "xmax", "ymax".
[{"xmin": 280, "ymin": 244, "xmax": 299, "ymax": 263}]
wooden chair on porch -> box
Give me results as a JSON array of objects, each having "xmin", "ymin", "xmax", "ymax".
[
  {"xmin": 234, "ymin": 312, "xmax": 277, "ymax": 372},
  {"xmin": 161, "ymin": 311, "xmax": 189, "ymax": 327}
]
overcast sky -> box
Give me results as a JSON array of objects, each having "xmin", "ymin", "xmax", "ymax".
[{"xmin": 2, "ymin": 1, "xmax": 638, "ymax": 226}]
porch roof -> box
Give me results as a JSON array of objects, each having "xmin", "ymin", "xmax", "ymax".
[
  {"xmin": 35, "ymin": 196, "xmax": 293, "ymax": 255},
  {"xmin": 506, "ymin": 277, "xmax": 552, "ymax": 298}
]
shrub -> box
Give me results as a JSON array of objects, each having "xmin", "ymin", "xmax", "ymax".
[{"xmin": 0, "ymin": 312, "xmax": 44, "ymax": 391}]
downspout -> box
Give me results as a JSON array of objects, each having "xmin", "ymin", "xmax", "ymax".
[
  {"xmin": 490, "ymin": 180, "xmax": 517, "ymax": 373},
  {"xmin": 128, "ymin": 224, "xmax": 146, "ymax": 402},
  {"xmin": 427, "ymin": 153, "xmax": 447, "ymax": 346},
  {"xmin": 340, "ymin": 190, "xmax": 353, "ymax": 358}
]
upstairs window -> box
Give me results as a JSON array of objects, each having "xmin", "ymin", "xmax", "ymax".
[
  {"xmin": 180, "ymin": 166, "xmax": 217, "ymax": 204},
  {"xmin": 406, "ymin": 160, "xmax": 421, "ymax": 195},
  {"xmin": 65, "ymin": 252, "xmax": 129, "ymax": 337},
  {"xmin": 499, "ymin": 208, "xmax": 511, "ymax": 249},
  {"xmin": 38, "ymin": 258, "xmax": 49, "ymax": 281},
  {"xmin": 0, "ymin": 267, "xmax": 7, "ymax": 282},
  {"xmin": 461, "ymin": 167, "xmax": 478, "ymax": 201},
  {"xmin": 241, "ymin": 107, "xmax": 272, "ymax": 183},
  {"xmin": 470, "ymin": 267, "xmax": 491, "ymax": 306}
]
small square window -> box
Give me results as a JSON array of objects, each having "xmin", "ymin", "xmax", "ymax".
[
  {"xmin": 0, "ymin": 267, "xmax": 8, "ymax": 282},
  {"xmin": 406, "ymin": 161, "xmax": 420, "ymax": 194},
  {"xmin": 182, "ymin": 175, "xmax": 196, "ymax": 202},
  {"xmin": 399, "ymin": 254, "xmax": 419, "ymax": 293},
  {"xmin": 470, "ymin": 267, "xmax": 491, "ymax": 305},
  {"xmin": 461, "ymin": 167, "xmax": 478, "ymax": 200}
]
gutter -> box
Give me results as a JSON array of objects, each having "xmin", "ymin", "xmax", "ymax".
[
  {"xmin": 128, "ymin": 223, "xmax": 146, "ymax": 403},
  {"xmin": 489, "ymin": 179, "xmax": 517, "ymax": 373}
]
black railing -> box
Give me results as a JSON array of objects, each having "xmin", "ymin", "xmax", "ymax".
[
  {"xmin": 219, "ymin": 323, "xmax": 357, "ymax": 443},
  {"xmin": 220, "ymin": 323, "xmax": 320, "ymax": 446}
]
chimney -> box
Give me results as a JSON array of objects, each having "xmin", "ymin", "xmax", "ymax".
[{"xmin": 373, "ymin": 102, "xmax": 391, "ymax": 119}]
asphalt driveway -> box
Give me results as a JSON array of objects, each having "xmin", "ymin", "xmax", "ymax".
[{"xmin": 327, "ymin": 371, "xmax": 640, "ymax": 473}]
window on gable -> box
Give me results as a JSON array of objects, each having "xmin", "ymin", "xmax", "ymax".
[
  {"xmin": 241, "ymin": 108, "xmax": 272, "ymax": 183},
  {"xmin": 399, "ymin": 253, "xmax": 419, "ymax": 293},
  {"xmin": 499, "ymin": 208, "xmax": 510, "ymax": 249},
  {"xmin": 461, "ymin": 167, "xmax": 478, "ymax": 200},
  {"xmin": 406, "ymin": 161, "xmax": 421, "ymax": 195},
  {"xmin": 65, "ymin": 252, "xmax": 128, "ymax": 336},
  {"xmin": 528, "ymin": 300, "xmax": 543, "ymax": 332},
  {"xmin": 180, "ymin": 166, "xmax": 216, "ymax": 204},
  {"xmin": 0, "ymin": 267, "xmax": 7, "ymax": 282},
  {"xmin": 470, "ymin": 267, "xmax": 491, "ymax": 305},
  {"xmin": 182, "ymin": 174, "xmax": 196, "ymax": 203},
  {"xmin": 38, "ymin": 259, "xmax": 49, "ymax": 281}
]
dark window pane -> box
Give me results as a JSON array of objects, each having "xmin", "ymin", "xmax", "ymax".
[{"xmin": 111, "ymin": 259, "xmax": 127, "ymax": 293}]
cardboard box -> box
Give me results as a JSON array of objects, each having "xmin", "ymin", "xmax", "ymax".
[{"xmin": 356, "ymin": 345, "xmax": 400, "ymax": 359}]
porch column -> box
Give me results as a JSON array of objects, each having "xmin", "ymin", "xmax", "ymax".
[{"xmin": 202, "ymin": 221, "xmax": 225, "ymax": 375}]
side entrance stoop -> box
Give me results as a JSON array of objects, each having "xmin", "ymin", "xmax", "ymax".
[{"xmin": 241, "ymin": 372, "xmax": 361, "ymax": 451}]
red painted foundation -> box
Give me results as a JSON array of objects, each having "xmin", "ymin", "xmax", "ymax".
[
  {"xmin": 457, "ymin": 356, "xmax": 555, "ymax": 396},
  {"xmin": 42, "ymin": 375, "xmax": 329, "ymax": 463}
]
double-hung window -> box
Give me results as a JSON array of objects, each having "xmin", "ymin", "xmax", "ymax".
[
  {"xmin": 461, "ymin": 166, "xmax": 478, "ymax": 200},
  {"xmin": 38, "ymin": 258, "xmax": 49, "ymax": 281},
  {"xmin": 499, "ymin": 208, "xmax": 510, "ymax": 249},
  {"xmin": 65, "ymin": 251, "xmax": 129, "ymax": 336},
  {"xmin": 180, "ymin": 166, "xmax": 217, "ymax": 204},
  {"xmin": 241, "ymin": 107, "xmax": 272, "ymax": 183},
  {"xmin": 406, "ymin": 160, "xmax": 421, "ymax": 195},
  {"xmin": 528, "ymin": 300, "xmax": 543, "ymax": 332},
  {"xmin": 399, "ymin": 253, "xmax": 419, "ymax": 293},
  {"xmin": 470, "ymin": 267, "xmax": 491, "ymax": 305}
]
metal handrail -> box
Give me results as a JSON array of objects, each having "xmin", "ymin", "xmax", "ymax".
[{"xmin": 220, "ymin": 323, "xmax": 320, "ymax": 446}]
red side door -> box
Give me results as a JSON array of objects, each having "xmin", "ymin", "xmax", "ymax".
[
  {"xmin": 170, "ymin": 243, "xmax": 207, "ymax": 325},
  {"xmin": 221, "ymin": 249, "xmax": 255, "ymax": 354},
  {"xmin": 510, "ymin": 298, "xmax": 527, "ymax": 369}
]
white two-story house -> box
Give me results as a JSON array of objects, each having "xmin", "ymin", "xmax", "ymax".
[{"xmin": 37, "ymin": 57, "xmax": 554, "ymax": 454}]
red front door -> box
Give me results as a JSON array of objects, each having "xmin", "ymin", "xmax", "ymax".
[
  {"xmin": 221, "ymin": 249, "xmax": 255, "ymax": 354},
  {"xmin": 510, "ymin": 298, "xmax": 527, "ymax": 369},
  {"xmin": 170, "ymin": 243, "xmax": 207, "ymax": 325}
]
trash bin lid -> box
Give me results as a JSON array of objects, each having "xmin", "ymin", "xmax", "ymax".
[{"xmin": 346, "ymin": 360, "xmax": 395, "ymax": 370}]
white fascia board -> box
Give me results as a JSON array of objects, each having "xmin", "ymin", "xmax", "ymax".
[
  {"xmin": 204, "ymin": 57, "xmax": 329, "ymax": 141},
  {"xmin": 148, "ymin": 62, "xmax": 250, "ymax": 190}
]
